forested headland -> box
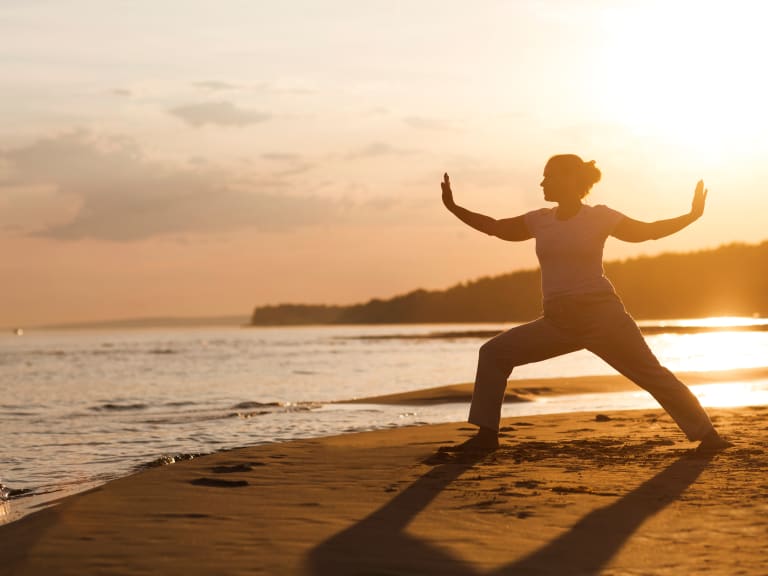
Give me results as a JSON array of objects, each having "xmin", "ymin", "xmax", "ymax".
[{"xmin": 251, "ymin": 241, "xmax": 768, "ymax": 325}]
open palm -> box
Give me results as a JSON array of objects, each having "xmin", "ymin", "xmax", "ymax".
[{"xmin": 691, "ymin": 180, "xmax": 707, "ymax": 219}]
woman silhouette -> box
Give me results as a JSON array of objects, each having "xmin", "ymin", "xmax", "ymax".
[{"xmin": 441, "ymin": 154, "xmax": 731, "ymax": 453}]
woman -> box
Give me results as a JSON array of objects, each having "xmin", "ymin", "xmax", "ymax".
[{"xmin": 441, "ymin": 154, "xmax": 731, "ymax": 453}]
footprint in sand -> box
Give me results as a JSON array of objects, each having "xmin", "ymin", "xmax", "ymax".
[
  {"xmin": 210, "ymin": 463, "xmax": 260, "ymax": 473},
  {"xmin": 190, "ymin": 478, "xmax": 249, "ymax": 488}
]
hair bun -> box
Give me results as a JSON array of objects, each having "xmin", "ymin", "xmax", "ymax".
[{"xmin": 582, "ymin": 160, "xmax": 601, "ymax": 186}]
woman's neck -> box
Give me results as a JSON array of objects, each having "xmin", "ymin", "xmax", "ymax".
[{"xmin": 555, "ymin": 199, "xmax": 583, "ymax": 220}]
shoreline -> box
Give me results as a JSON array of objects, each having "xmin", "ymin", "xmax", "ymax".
[
  {"xmin": 4, "ymin": 365, "xmax": 768, "ymax": 531},
  {"xmin": 2, "ymin": 404, "xmax": 766, "ymax": 575}
]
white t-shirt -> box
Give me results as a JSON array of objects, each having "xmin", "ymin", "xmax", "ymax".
[{"xmin": 524, "ymin": 204, "xmax": 625, "ymax": 300}]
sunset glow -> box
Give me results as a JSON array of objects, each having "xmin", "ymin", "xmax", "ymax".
[
  {"xmin": 2, "ymin": 1, "xmax": 767, "ymax": 326},
  {"xmin": 594, "ymin": 3, "xmax": 768, "ymax": 164}
]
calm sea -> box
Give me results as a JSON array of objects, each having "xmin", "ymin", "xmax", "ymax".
[{"xmin": 3, "ymin": 320, "xmax": 768, "ymax": 524}]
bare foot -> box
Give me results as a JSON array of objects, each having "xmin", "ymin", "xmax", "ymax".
[
  {"xmin": 438, "ymin": 428, "xmax": 499, "ymax": 455},
  {"xmin": 696, "ymin": 429, "xmax": 733, "ymax": 453}
]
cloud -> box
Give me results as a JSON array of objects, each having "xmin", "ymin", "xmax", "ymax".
[
  {"xmin": 403, "ymin": 116, "xmax": 458, "ymax": 132},
  {"xmin": 364, "ymin": 106, "xmax": 391, "ymax": 116},
  {"xmin": 0, "ymin": 132, "xmax": 336, "ymax": 241},
  {"xmin": 261, "ymin": 152, "xmax": 302, "ymax": 162},
  {"xmin": 169, "ymin": 101, "xmax": 270, "ymax": 127},
  {"xmin": 259, "ymin": 152, "xmax": 314, "ymax": 177},
  {"xmin": 348, "ymin": 141, "xmax": 416, "ymax": 159},
  {"xmin": 192, "ymin": 81, "xmax": 242, "ymax": 91}
]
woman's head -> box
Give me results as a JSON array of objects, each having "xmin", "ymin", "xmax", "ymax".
[{"xmin": 540, "ymin": 154, "xmax": 602, "ymax": 202}]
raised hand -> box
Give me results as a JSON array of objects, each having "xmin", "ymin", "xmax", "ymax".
[
  {"xmin": 690, "ymin": 180, "xmax": 707, "ymax": 220},
  {"xmin": 441, "ymin": 172, "xmax": 455, "ymax": 210}
]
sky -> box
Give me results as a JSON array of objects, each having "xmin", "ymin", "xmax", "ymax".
[{"xmin": 2, "ymin": 0, "xmax": 768, "ymax": 327}]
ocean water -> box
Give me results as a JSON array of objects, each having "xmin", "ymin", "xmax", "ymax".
[{"xmin": 2, "ymin": 320, "xmax": 768, "ymax": 524}]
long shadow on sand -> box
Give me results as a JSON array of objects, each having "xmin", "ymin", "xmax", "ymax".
[{"xmin": 304, "ymin": 449, "xmax": 713, "ymax": 575}]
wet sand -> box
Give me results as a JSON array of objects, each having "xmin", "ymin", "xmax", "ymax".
[{"xmin": 2, "ymin": 374, "xmax": 768, "ymax": 575}]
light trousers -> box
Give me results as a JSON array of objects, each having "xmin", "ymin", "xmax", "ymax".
[{"xmin": 468, "ymin": 292, "xmax": 714, "ymax": 441}]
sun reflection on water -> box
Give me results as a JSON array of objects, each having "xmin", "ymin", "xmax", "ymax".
[
  {"xmin": 692, "ymin": 381, "xmax": 768, "ymax": 408},
  {"xmin": 655, "ymin": 316, "xmax": 768, "ymax": 329},
  {"xmin": 652, "ymin": 329, "xmax": 768, "ymax": 373}
]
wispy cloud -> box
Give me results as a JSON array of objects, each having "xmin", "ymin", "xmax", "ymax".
[
  {"xmin": 259, "ymin": 152, "xmax": 314, "ymax": 177},
  {"xmin": 348, "ymin": 141, "xmax": 416, "ymax": 159},
  {"xmin": 0, "ymin": 132, "xmax": 337, "ymax": 241},
  {"xmin": 403, "ymin": 116, "xmax": 458, "ymax": 132},
  {"xmin": 169, "ymin": 101, "xmax": 270, "ymax": 127},
  {"xmin": 192, "ymin": 81, "xmax": 242, "ymax": 91},
  {"xmin": 261, "ymin": 152, "xmax": 302, "ymax": 162}
]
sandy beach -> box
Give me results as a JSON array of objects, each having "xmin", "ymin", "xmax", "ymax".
[{"xmin": 2, "ymin": 374, "xmax": 768, "ymax": 575}]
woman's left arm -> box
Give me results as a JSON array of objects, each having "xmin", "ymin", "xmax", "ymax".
[{"xmin": 611, "ymin": 180, "xmax": 707, "ymax": 243}]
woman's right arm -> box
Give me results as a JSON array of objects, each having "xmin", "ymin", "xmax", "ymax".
[
  {"xmin": 441, "ymin": 173, "xmax": 532, "ymax": 241},
  {"xmin": 611, "ymin": 180, "xmax": 708, "ymax": 243}
]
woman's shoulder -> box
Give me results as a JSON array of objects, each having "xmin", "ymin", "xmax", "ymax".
[
  {"xmin": 585, "ymin": 203, "xmax": 614, "ymax": 211},
  {"xmin": 585, "ymin": 204, "xmax": 626, "ymax": 229},
  {"xmin": 523, "ymin": 207, "xmax": 555, "ymax": 233}
]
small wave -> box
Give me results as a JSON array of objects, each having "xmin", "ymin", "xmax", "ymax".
[
  {"xmin": 231, "ymin": 401, "xmax": 282, "ymax": 410},
  {"xmin": 228, "ymin": 400, "xmax": 323, "ymax": 416},
  {"xmin": 225, "ymin": 400, "xmax": 324, "ymax": 419},
  {"xmin": 282, "ymin": 401, "xmax": 324, "ymax": 412},
  {"xmin": 91, "ymin": 403, "xmax": 148, "ymax": 412},
  {"xmin": 228, "ymin": 410, "xmax": 271, "ymax": 419},
  {"xmin": 135, "ymin": 453, "xmax": 205, "ymax": 470},
  {"xmin": 28, "ymin": 347, "xmax": 179, "ymax": 358}
]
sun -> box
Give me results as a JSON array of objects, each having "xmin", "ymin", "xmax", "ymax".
[{"xmin": 592, "ymin": 2, "xmax": 768, "ymax": 164}]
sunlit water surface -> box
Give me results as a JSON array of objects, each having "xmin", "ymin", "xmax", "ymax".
[{"xmin": 2, "ymin": 320, "xmax": 768, "ymax": 524}]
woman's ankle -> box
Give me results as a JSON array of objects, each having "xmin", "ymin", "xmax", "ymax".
[{"xmin": 477, "ymin": 426, "xmax": 498, "ymax": 439}]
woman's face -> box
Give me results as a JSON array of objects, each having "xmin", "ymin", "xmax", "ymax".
[{"xmin": 540, "ymin": 161, "xmax": 581, "ymax": 202}]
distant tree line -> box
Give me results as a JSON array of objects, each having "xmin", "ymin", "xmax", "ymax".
[{"xmin": 251, "ymin": 241, "xmax": 768, "ymax": 325}]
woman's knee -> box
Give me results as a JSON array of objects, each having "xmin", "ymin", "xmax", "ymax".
[
  {"xmin": 479, "ymin": 338, "xmax": 501, "ymax": 359},
  {"xmin": 478, "ymin": 339, "xmax": 514, "ymax": 373}
]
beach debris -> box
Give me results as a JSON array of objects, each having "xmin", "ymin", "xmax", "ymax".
[{"xmin": 0, "ymin": 482, "xmax": 33, "ymax": 500}]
